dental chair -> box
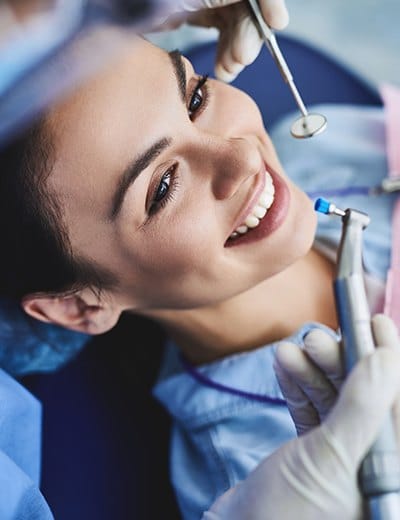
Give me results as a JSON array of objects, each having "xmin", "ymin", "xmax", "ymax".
[{"xmin": 19, "ymin": 33, "xmax": 381, "ymax": 519}]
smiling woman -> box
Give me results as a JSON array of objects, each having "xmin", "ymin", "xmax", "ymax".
[
  {"xmin": 11, "ymin": 33, "xmax": 321, "ymax": 333},
  {"xmin": 0, "ymin": 30, "xmax": 331, "ymax": 516},
  {"xmin": 0, "ymin": 25, "xmax": 393, "ymax": 520}
]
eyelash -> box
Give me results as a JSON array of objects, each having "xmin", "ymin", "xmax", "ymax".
[
  {"xmin": 148, "ymin": 75, "xmax": 210, "ymax": 216},
  {"xmin": 188, "ymin": 74, "xmax": 210, "ymax": 121},
  {"xmin": 149, "ymin": 164, "xmax": 179, "ymax": 216}
]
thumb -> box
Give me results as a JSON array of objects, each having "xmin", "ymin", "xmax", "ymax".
[
  {"xmin": 180, "ymin": 0, "xmax": 241, "ymax": 10},
  {"xmin": 214, "ymin": 6, "xmax": 263, "ymax": 82},
  {"xmin": 371, "ymin": 313, "xmax": 400, "ymax": 451},
  {"xmin": 258, "ymin": 0, "xmax": 289, "ymax": 30},
  {"xmin": 372, "ymin": 313, "xmax": 400, "ymax": 348},
  {"xmin": 323, "ymin": 347, "xmax": 400, "ymax": 468}
]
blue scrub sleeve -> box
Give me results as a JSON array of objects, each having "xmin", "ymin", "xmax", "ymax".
[{"xmin": 0, "ymin": 368, "xmax": 54, "ymax": 519}]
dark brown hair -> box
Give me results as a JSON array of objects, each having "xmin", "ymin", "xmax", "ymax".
[{"xmin": 0, "ymin": 120, "xmax": 115, "ymax": 301}]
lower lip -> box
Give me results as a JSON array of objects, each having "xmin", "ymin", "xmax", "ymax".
[{"xmin": 225, "ymin": 164, "xmax": 290, "ymax": 247}]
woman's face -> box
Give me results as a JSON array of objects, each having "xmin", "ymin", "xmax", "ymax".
[{"xmin": 47, "ymin": 35, "xmax": 316, "ymax": 312}]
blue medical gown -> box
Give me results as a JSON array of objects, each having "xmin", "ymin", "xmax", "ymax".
[
  {"xmin": 0, "ymin": 299, "xmax": 88, "ymax": 519},
  {"xmin": 0, "ymin": 368, "xmax": 53, "ymax": 519}
]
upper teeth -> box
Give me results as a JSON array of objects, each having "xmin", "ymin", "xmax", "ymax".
[{"xmin": 229, "ymin": 172, "xmax": 275, "ymax": 239}]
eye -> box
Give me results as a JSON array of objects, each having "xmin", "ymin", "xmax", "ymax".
[
  {"xmin": 154, "ymin": 171, "xmax": 171, "ymax": 202},
  {"xmin": 149, "ymin": 165, "xmax": 179, "ymax": 216},
  {"xmin": 188, "ymin": 75, "xmax": 209, "ymax": 120}
]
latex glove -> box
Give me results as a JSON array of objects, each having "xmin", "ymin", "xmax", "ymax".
[
  {"xmin": 203, "ymin": 342, "xmax": 400, "ymax": 519},
  {"xmin": 274, "ymin": 313, "xmax": 399, "ymax": 435},
  {"xmin": 157, "ymin": 0, "xmax": 289, "ymax": 82}
]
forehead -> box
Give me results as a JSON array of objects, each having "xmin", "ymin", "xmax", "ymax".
[
  {"xmin": 47, "ymin": 35, "xmax": 173, "ymax": 179},
  {"xmin": 48, "ymin": 36, "xmax": 168, "ymax": 139},
  {"xmin": 45, "ymin": 35, "xmax": 175, "ymax": 238}
]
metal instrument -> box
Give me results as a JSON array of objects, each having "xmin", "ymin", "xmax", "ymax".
[
  {"xmin": 315, "ymin": 197, "xmax": 400, "ymax": 519},
  {"xmin": 247, "ymin": 0, "xmax": 327, "ymax": 138}
]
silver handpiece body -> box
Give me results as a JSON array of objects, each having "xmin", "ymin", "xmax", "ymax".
[{"xmin": 334, "ymin": 208, "xmax": 400, "ymax": 518}]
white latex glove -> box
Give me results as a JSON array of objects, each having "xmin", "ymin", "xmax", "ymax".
[
  {"xmin": 274, "ymin": 313, "xmax": 399, "ymax": 435},
  {"xmin": 156, "ymin": 0, "xmax": 289, "ymax": 82},
  {"xmin": 203, "ymin": 342, "xmax": 400, "ymax": 519}
]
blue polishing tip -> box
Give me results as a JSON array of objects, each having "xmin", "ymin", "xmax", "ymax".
[{"xmin": 314, "ymin": 197, "xmax": 331, "ymax": 214}]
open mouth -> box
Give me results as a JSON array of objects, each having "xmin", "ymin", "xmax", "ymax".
[{"xmin": 227, "ymin": 170, "xmax": 275, "ymax": 242}]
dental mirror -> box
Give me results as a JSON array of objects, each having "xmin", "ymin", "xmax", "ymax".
[
  {"xmin": 247, "ymin": 0, "xmax": 328, "ymax": 139},
  {"xmin": 290, "ymin": 113, "xmax": 328, "ymax": 139}
]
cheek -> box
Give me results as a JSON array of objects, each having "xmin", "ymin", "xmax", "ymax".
[
  {"xmin": 125, "ymin": 222, "xmax": 220, "ymax": 309},
  {"xmin": 157, "ymin": 217, "xmax": 215, "ymax": 272},
  {"xmin": 211, "ymin": 82, "xmax": 265, "ymax": 134},
  {"xmin": 280, "ymin": 186, "xmax": 318, "ymax": 262},
  {"xmin": 131, "ymin": 213, "xmax": 216, "ymax": 283}
]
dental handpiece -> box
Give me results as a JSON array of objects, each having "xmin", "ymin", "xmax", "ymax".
[
  {"xmin": 315, "ymin": 198, "xmax": 400, "ymax": 519},
  {"xmin": 246, "ymin": 0, "xmax": 327, "ymax": 139}
]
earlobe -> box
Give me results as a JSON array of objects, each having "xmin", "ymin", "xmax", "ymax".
[{"xmin": 21, "ymin": 290, "xmax": 121, "ymax": 335}]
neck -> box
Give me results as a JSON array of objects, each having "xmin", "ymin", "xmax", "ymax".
[{"xmin": 146, "ymin": 247, "xmax": 337, "ymax": 365}]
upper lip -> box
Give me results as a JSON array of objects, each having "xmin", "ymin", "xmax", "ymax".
[{"xmin": 227, "ymin": 161, "xmax": 267, "ymax": 239}]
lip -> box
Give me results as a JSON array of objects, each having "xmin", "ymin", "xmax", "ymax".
[{"xmin": 225, "ymin": 162, "xmax": 290, "ymax": 247}]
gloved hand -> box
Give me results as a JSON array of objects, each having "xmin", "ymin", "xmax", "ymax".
[
  {"xmin": 203, "ymin": 340, "xmax": 400, "ymax": 519},
  {"xmin": 155, "ymin": 0, "xmax": 289, "ymax": 82},
  {"xmin": 274, "ymin": 313, "xmax": 399, "ymax": 435}
]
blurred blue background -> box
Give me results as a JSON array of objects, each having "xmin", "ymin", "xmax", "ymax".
[{"xmin": 147, "ymin": 0, "xmax": 400, "ymax": 89}]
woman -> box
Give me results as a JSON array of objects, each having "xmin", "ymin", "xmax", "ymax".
[{"xmin": 1, "ymin": 28, "xmax": 399, "ymax": 519}]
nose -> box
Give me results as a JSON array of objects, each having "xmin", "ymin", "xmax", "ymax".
[{"xmin": 206, "ymin": 136, "xmax": 263, "ymax": 200}]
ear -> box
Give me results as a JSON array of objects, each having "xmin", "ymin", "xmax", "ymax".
[{"xmin": 21, "ymin": 288, "xmax": 122, "ymax": 335}]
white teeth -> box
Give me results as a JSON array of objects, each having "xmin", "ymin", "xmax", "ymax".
[
  {"xmin": 253, "ymin": 205, "xmax": 267, "ymax": 219},
  {"xmin": 260, "ymin": 192, "xmax": 274, "ymax": 209},
  {"xmin": 229, "ymin": 171, "xmax": 275, "ymax": 240},
  {"xmin": 245, "ymin": 215, "xmax": 260, "ymax": 228},
  {"xmin": 237, "ymin": 225, "xmax": 248, "ymax": 234},
  {"xmin": 265, "ymin": 175, "xmax": 274, "ymax": 192}
]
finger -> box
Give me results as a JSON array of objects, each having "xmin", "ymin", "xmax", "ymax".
[
  {"xmin": 214, "ymin": 6, "xmax": 263, "ymax": 82},
  {"xmin": 274, "ymin": 356, "xmax": 320, "ymax": 435},
  {"xmin": 182, "ymin": 0, "xmax": 240, "ymax": 10},
  {"xmin": 303, "ymin": 329, "xmax": 344, "ymax": 390},
  {"xmin": 372, "ymin": 313, "xmax": 400, "ymax": 348},
  {"xmin": 275, "ymin": 341, "xmax": 337, "ymax": 425},
  {"xmin": 324, "ymin": 347, "xmax": 400, "ymax": 467},
  {"xmin": 371, "ymin": 314, "xmax": 400, "ymax": 447},
  {"xmin": 185, "ymin": 8, "xmax": 244, "ymax": 82},
  {"xmin": 258, "ymin": 0, "xmax": 289, "ymax": 30},
  {"xmin": 392, "ymin": 395, "xmax": 400, "ymax": 454}
]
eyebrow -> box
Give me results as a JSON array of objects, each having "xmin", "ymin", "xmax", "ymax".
[
  {"xmin": 110, "ymin": 137, "xmax": 172, "ymax": 219},
  {"xmin": 169, "ymin": 49, "xmax": 187, "ymax": 102},
  {"xmin": 109, "ymin": 50, "xmax": 186, "ymax": 220}
]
